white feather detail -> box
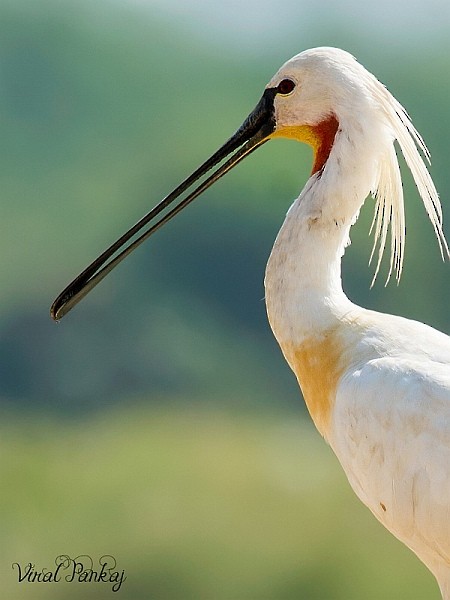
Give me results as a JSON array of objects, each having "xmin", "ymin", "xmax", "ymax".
[{"xmin": 369, "ymin": 81, "xmax": 450, "ymax": 284}]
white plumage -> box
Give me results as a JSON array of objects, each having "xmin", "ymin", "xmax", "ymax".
[{"xmin": 264, "ymin": 47, "xmax": 450, "ymax": 598}]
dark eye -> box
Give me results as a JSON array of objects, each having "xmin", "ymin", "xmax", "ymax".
[{"xmin": 277, "ymin": 78, "xmax": 296, "ymax": 95}]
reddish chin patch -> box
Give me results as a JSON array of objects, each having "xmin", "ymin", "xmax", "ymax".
[
  {"xmin": 270, "ymin": 114, "xmax": 340, "ymax": 175},
  {"xmin": 310, "ymin": 114, "xmax": 339, "ymax": 175}
]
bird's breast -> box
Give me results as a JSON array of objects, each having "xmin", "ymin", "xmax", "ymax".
[{"xmin": 283, "ymin": 327, "xmax": 347, "ymax": 440}]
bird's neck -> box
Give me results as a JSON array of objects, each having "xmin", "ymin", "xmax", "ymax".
[
  {"xmin": 264, "ymin": 129, "xmax": 381, "ymax": 438},
  {"xmin": 265, "ymin": 133, "xmax": 378, "ymax": 352}
]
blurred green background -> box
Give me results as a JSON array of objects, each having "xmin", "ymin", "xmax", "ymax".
[{"xmin": 1, "ymin": 0, "xmax": 449, "ymax": 598}]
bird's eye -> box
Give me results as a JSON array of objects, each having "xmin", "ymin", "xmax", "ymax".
[{"xmin": 277, "ymin": 78, "xmax": 296, "ymax": 95}]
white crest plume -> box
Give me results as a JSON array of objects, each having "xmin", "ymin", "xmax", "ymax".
[{"xmin": 369, "ymin": 78, "xmax": 449, "ymax": 284}]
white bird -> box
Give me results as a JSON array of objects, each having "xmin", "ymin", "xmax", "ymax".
[{"xmin": 51, "ymin": 47, "xmax": 450, "ymax": 598}]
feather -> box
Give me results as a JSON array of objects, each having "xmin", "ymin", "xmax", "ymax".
[{"xmin": 370, "ymin": 81, "xmax": 449, "ymax": 284}]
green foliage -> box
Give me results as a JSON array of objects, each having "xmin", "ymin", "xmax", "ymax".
[{"xmin": 0, "ymin": 406, "xmax": 440, "ymax": 599}]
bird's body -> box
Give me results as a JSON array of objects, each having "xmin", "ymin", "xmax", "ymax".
[
  {"xmin": 266, "ymin": 200, "xmax": 450, "ymax": 596},
  {"xmin": 52, "ymin": 46, "xmax": 450, "ymax": 599}
]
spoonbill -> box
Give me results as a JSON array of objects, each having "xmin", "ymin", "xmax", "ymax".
[{"xmin": 51, "ymin": 47, "xmax": 450, "ymax": 598}]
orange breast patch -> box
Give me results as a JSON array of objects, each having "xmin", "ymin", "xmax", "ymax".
[{"xmin": 288, "ymin": 327, "xmax": 346, "ymax": 439}]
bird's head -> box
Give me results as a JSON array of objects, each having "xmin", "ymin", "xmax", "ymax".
[
  {"xmin": 266, "ymin": 48, "xmax": 389, "ymax": 175},
  {"xmin": 51, "ymin": 48, "xmax": 447, "ymax": 320},
  {"xmin": 269, "ymin": 48, "xmax": 351, "ymax": 130}
]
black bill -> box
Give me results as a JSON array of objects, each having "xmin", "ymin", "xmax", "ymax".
[{"xmin": 50, "ymin": 87, "xmax": 277, "ymax": 321}]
